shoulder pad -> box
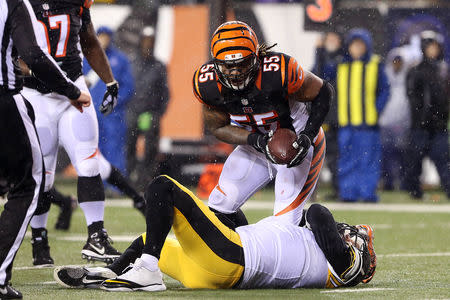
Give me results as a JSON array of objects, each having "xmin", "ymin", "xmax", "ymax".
[
  {"xmin": 192, "ymin": 62, "xmax": 223, "ymax": 108},
  {"xmin": 257, "ymin": 52, "xmax": 286, "ymax": 93}
]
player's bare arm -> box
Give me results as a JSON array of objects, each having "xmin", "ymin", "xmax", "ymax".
[
  {"xmin": 203, "ymin": 105, "xmax": 250, "ymax": 145},
  {"xmin": 79, "ymin": 22, "xmax": 114, "ymax": 84},
  {"xmin": 290, "ymin": 70, "xmax": 323, "ymax": 102},
  {"xmin": 80, "ymin": 22, "xmax": 118, "ymax": 115}
]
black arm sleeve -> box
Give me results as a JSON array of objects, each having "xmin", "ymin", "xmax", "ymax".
[
  {"xmin": 302, "ymin": 80, "xmax": 333, "ymax": 141},
  {"xmin": 9, "ymin": 0, "xmax": 80, "ymax": 99}
]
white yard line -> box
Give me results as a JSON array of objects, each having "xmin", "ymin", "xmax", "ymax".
[{"xmin": 321, "ymin": 287, "xmax": 396, "ymax": 293}]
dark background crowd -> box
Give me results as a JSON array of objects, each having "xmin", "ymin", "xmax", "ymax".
[{"xmin": 55, "ymin": 0, "xmax": 448, "ymax": 202}]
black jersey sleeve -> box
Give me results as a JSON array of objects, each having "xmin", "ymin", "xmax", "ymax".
[
  {"xmin": 9, "ymin": 0, "xmax": 80, "ymax": 99},
  {"xmin": 80, "ymin": 0, "xmax": 93, "ymax": 32},
  {"xmin": 192, "ymin": 63, "xmax": 223, "ymax": 109}
]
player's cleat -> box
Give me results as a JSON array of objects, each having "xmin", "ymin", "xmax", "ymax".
[
  {"xmin": 357, "ymin": 224, "xmax": 376, "ymax": 283},
  {"xmin": 101, "ymin": 258, "xmax": 166, "ymax": 292},
  {"xmin": 54, "ymin": 266, "xmax": 117, "ymax": 288},
  {"xmin": 31, "ymin": 228, "xmax": 54, "ymax": 266},
  {"xmin": 81, "ymin": 229, "xmax": 121, "ymax": 263},
  {"xmin": 55, "ymin": 194, "xmax": 77, "ymax": 231},
  {"xmin": 0, "ymin": 283, "xmax": 22, "ymax": 299}
]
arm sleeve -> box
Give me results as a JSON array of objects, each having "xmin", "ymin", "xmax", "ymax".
[
  {"xmin": 302, "ymin": 81, "xmax": 333, "ymax": 141},
  {"xmin": 10, "ymin": 0, "xmax": 80, "ymax": 99},
  {"xmin": 375, "ymin": 63, "xmax": 390, "ymax": 113}
]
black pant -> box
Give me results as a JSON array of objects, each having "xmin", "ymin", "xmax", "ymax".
[
  {"xmin": 0, "ymin": 92, "xmax": 44, "ymax": 284},
  {"xmin": 404, "ymin": 129, "xmax": 450, "ymax": 198}
]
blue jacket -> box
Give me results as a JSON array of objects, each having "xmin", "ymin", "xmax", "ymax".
[{"xmin": 324, "ymin": 28, "xmax": 389, "ymax": 126}]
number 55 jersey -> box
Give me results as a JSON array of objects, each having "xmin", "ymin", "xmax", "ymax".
[
  {"xmin": 193, "ymin": 52, "xmax": 310, "ymax": 135},
  {"xmin": 192, "ymin": 52, "xmax": 326, "ymax": 226}
]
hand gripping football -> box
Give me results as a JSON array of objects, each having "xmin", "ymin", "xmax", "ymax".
[{"xmin": 267, "ymin": 128, "xmax": 299, "ymax": 164}]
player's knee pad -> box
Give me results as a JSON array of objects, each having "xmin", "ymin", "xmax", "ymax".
[
  {"xmin": 208, "ymin": 183, "xmax": 241, "ymax": 213},
  {"xmin": 98, "ymin": 154, "xmax": 112, "ymax": 180},
  {"xmin": 144, "ymin": 175, "xmax": 174, "ymax": 202},
  {"xmin": 73, "ymin": 151, "xmax": 100, "ymax": 177}
]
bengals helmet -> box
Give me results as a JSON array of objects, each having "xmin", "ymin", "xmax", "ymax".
[{"xmin": 211, "ymin": 21, "xmax": 259, "ymax": 90}]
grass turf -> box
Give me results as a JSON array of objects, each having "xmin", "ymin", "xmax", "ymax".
[{"xmin": 3, "ymin": 184, "xmax": 450, "ymax": 299}]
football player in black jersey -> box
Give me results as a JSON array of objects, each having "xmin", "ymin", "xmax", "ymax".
[
  {"xmin": 193, "ymin": 21, "xmax": 333, "ymax": 226},
  {"xmin": 19, "ymin": 0, "xmax": 121, "ymax": 265}
]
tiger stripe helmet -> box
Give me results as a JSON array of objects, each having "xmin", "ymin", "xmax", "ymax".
[{"xmin": 210, "ymin": 21, "xmax": 260, "ymax": 90}]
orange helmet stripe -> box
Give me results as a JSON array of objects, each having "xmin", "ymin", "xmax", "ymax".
[{"xmin": 211, "ymin": 21, "xmax": 258, "ymax": 60}]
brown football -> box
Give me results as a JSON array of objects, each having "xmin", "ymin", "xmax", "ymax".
[{"xmin": 267, "ymin": 128, "xmax": 299, "ymax": 164}]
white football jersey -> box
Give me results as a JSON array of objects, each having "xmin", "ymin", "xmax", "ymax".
[{"xmin": 236, "ymin": 216, "xmax": 329, "ymax": 289}]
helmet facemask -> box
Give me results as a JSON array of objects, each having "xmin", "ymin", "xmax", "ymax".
[{"xmin": 214, "ymin": 53, "xmax": 259, "ymax": 91}]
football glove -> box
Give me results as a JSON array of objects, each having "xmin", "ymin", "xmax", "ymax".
[
  {"xmin": 99, "ymin": 80, "xmax": 119, "ymax": 116},
  {"xmin": 247, "ymin": 131, "xmax": 277, "ymax": 164},
  {"xmin": 287, "ymin": 133, "xmax": 311, "ymax": 168}
]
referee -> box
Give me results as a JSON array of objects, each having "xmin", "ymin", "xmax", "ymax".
[{"xmin": 0, "ymin": 0, "xmax": 91, "ymax": 298}]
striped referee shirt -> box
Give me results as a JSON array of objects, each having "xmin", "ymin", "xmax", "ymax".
[{"xmin": 0, "ymin": 0, "xmax": 79, "ymax": 99}]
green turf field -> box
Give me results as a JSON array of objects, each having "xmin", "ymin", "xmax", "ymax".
[{"xmin": 3, "ymin": 184, "xmax": 450, "ymax": 299}]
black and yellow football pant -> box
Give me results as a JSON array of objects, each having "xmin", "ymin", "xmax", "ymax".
[{"xmin": 109, "ymin": 175, "xmax": 244, "ymax": 289}]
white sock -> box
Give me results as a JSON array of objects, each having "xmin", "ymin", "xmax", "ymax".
[
  {"xmin": 140, "ymin": 254, "xmax": 159, "ymax": 271},
  {"xmin": 79, "ymin": 201, "xmax": 105, "ymax": 226},
  {"xmin": 30, "ymin": 212, "xmax": 49, "ymax": 229}
]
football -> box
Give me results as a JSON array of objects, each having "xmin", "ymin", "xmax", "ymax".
[{"xmin": 267, "ymin": 128, "xmax": 299, "ymax": 164}]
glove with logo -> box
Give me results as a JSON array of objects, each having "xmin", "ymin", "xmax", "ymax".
[
  {"xmin": 99, "ymin": 80, "xmax": 119, "ymax": 116},
  {"xmin": 247, "ymin": 131, "xmax": 277, "ymax": 164},
  {"xmin": 287, "ymin": 133, "xmax": 311, "ymax": 168}
]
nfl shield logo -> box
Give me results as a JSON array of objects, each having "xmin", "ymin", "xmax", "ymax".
[
  {"xmin": 42, "ymin": 3, "xmax": 49, "ymax": 10},
  {"xmin": 241, "ymin": 98, "xmax": 249, "ymax": 105}
]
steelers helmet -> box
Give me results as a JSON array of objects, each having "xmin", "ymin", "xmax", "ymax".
[{"xmin": 210, "ymin": 21, "xmax": 260, "ymax": 90}]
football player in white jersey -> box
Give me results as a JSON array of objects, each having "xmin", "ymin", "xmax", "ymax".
[
  {"xmin": 54, "ymin": 175, "xmax": 377, "ymax": 291},
  {"xmin": 19, "ymin": 0, "xmax": 122, "ymax": 265}
]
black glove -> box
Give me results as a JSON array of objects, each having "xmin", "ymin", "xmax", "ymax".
[
  {"xmin": 247, "ymin": 131, "xmax": 277, "ymax": 164},
  {"xmin": 100, "ymin": 80, "xmax": 119, "ymax": 116},
  {"xmin": 287, "ymin": 133, "xmax": 311, "ymax": 168}
]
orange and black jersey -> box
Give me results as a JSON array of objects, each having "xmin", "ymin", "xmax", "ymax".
[
  {"xmin": 25, "ymin": 0, "xmax": 93, "ymax": 83},
  {"xmin": 193, "ymin": 52, "xmax": 305, "ymax": 134}
]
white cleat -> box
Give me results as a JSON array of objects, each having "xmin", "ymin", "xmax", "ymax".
[{"xmin": 101, "ymin": 258, "xmax": 166, "ymax": 292}]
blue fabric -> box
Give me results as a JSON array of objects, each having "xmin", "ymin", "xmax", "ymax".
[
  {"xmin": 338, "ymin": 128, "xmax": 381, "ymax": 202},
  {"xmin": 83, "ymin": 44, "xmax": 134, "ymax": 174},
  {"xmin": 376, "ymin": 62, "xmax": 389, "ymax": 113},
  {"xmin": 343, "ymin": 28, "xmax": 373, "ymax": 63}
]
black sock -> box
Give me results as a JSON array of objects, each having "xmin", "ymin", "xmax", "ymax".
[
  {"xmin": 78, "ymin": 175, "xmax": 105, "ymax": 204},
  {"xmin": 47, "ymin": 187, "xmax": 67, "ymax": 207},
  {"xmin": 142, "ymin": 176, "xmax": 175, "ymax": 259},
  {"xmin": 306, "ymin": 204, "xmax": 350, "ymax": 275},
  {"xmin": 107, "ymin": 166, "xmax": 144, "ymax": 203},
  {"xmin": 108, "ymin": 236, "xmax": 144, "ymax": 274},
  {"xmin": 87, "ymin": 221, "xmax": 104, "ymax": 236}
]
